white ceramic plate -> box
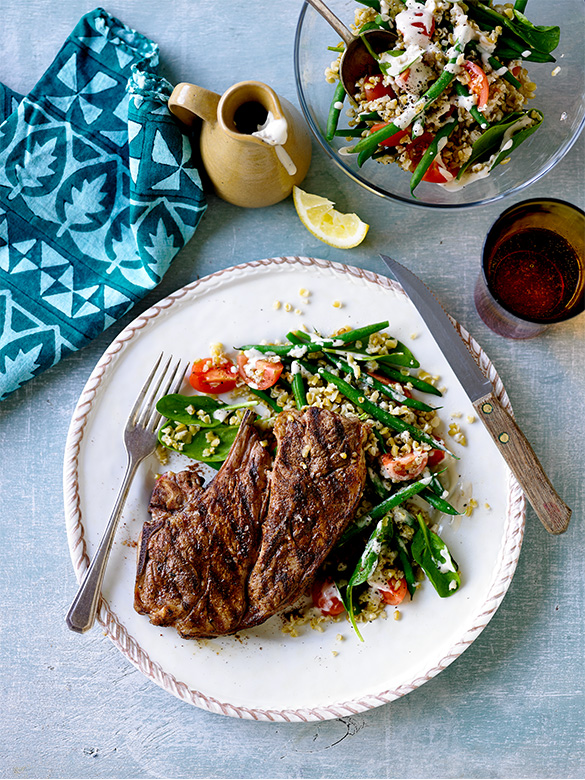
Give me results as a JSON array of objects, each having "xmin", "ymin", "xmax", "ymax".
[{"xmin": 63, "ymin": 256, "xmax": 525, "ymax": 722}]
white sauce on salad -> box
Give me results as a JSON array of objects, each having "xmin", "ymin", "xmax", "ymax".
[
  {"xmin": 379, "ymin": 44, "xmax": 425, "ymax": 77},
  {"xmin": 437, "ymin": 546, "xmax": 456, "ymax": 574},
  {"xmin": 395, "ymin": 0, "xmax": 435, "ymax": 48}
]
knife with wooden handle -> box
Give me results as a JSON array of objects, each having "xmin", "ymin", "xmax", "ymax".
[{"xmin": 380, "ymin": 254, "xmax": 571, "ymax": 535}]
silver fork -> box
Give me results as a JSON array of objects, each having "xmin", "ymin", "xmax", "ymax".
[{"xmin": 66, "ymin": 353, "xmax": 188, "ymax": 633}]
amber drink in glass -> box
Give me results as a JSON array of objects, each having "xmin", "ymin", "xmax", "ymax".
[{"xmin": 475, "ymin": 199, "xmax": 585, "ymax": 339}]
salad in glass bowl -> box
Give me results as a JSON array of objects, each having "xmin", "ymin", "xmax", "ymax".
[
  {"xmin": 295, "ymin": 0, "xmax": 585, "ymax": 207},
  {"xmin": 324, "ymin": 0, "xmax": 560, "ymax": 194}
]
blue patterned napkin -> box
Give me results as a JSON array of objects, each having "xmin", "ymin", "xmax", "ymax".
[{"xmin": 0, "ymin": 8, "xmax": 206, "ymax": 401}]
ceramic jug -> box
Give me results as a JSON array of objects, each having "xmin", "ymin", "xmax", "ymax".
[{"xmin": 168, "ymin": 80, "xmax": 312, "ymax": 208}]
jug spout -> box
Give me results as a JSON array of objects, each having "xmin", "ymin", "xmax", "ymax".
[{"xmin": 168, "ymin": 83, "xmax": 220, "ymax": 126}]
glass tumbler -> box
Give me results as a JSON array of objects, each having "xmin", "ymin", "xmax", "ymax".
[{"xmin": 475, "ymin": 198, "xmax": 585, "ymax": 339}]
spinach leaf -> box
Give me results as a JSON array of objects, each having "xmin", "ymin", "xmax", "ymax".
[
  {"xmin": 458, "ymin": 110, "xmax": 543, "ymax": 177},
  {"xmin": 466, "ymin": 0, "xmax": 559, "ymax": 61},
  {"xmin": 158, "ymin": 421, "xmax": 240, "ymax": 462},
  {"xmin": 511, "ymin": 10, "xmax": 560, "ymax": 55},
  {"xmin": 495, "ymin": 34, "xmax": 556, "ymax": 63},
  {"xmin": 156, "ymin": 393, "xmax": 255, "ymax": 427},
  {"xmin": 411, "ymin": 514, "xmax": 461, "ymax": 598}
]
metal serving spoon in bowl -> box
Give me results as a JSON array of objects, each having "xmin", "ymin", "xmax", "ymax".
[{"xmin": 305, "ymin": 0, "xmax": 397, "ymax": 98}]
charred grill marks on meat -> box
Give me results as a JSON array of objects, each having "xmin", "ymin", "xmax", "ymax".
[{"xmin": 134, "ymin": 407, "xmax": 367, "ymax": 638}]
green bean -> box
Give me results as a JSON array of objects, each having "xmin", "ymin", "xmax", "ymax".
[
  {"xmin": 334, "ymin": 127, "xmax": 368, "ymax": 138},
  {"xmin": 308, "ymin": 365, "xmax": 451, "ymax": 454},
  {"xmin": 358, "ymin": 110, "xmax": 382, "ymax": 121},
  {"xmin": 420, "ymin": 488, "xmax": 460, "ymax": 515},
  {"xmin": 514, "ymin": 0, "xmax": 528, "ymax": 10},
  {"xmin": 291, "ymin": 371, "xmax": 307, "ymax": 409},
  {"xmin": 325, "ymin": 353, "xmax": 435, "ymax": 412},
  {"xmin": 374, "ymin": 15, "xmax": 392, "ymax": 32},
  {"xmin": 410, "ymin": 119, "xmax": 458, "ymax": 194},
  {"xmin": 371, "ymin": 463, "xmax": 458, "ymax": 517},
  {"xmin": 338, "ymin": 475, "xmax": 437, "ymax": 545},
  {"xmin": 236, "ymin": 342, "xmax": 320, "ymax": 357},
  {"xmin": 372, "ymin": 428, "xmax": 388, "ymax": 455},
  {"xmin": 362, "ymin": 370, "xmax": 436, "ymax": 412},
  {"xmin": 326, "ymin": 80, "xmax": 346, "ymax": 142},
  {"xmin": 353, "ymin": 40, "xmax": 465, "ymax": 166},
  {"xmin": 454, "ymin": 82, "xmax": 490, "ymax": 128},
  {"xmin": 494, "ymin": 59, "xmax": 522, "ymax": 89},
  {"xmin": 332, "ymin": 320, "xmax": 390, "ymax": 344},
  {"xmin": 246, "ymin": 386, "xmax": 281, "ymax": 413},
  {"xmin": 397, "ymin": 542, "xmax": 417, "ymax": 597},
  {"xmin": 370, "ymin": 363, "xmax": 442, "ymax": 396},
  {"xmin": 288, "ymin": 321, "xmax": 390, "ymax": 351},
  {"xmin": 428, "ymin": 473, "xmax": 445, "ymax": 496},
  {"xmin": 355, "ymin": 120, "xmax": 403, "ymax": 166}
]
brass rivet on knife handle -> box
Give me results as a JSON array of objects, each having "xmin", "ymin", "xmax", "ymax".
[{"xmin": 473, "ymin": 390, "xmax": 571, "ymax": 535}]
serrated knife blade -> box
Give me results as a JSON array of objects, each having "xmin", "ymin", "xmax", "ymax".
[{"xmin": 380, "ymin": 253, "xmax": 571, "ymax": 535}]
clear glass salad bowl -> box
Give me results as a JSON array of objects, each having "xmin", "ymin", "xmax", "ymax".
[{"xmin": 293, "ymin": 0, "xmax": 585, "ymax": 208}]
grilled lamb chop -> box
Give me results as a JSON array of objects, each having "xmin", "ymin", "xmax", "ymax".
[
  {"xmin": 240, "ymin": 406, "xmax": 368, "ymax": 629},
  {"xmin": 134, "ymin": 410, "xmax": 272, "ymax": 637},
  {"xmin": 134, "ymin": 407, "xmax": 367, "ymax": 638}
]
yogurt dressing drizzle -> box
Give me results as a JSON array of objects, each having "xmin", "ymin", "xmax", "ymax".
[{"xmin": 252, "ymin": 111, "xmax": 297, "ymax": 176}]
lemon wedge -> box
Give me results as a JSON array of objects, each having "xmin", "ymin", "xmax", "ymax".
[{"xmin": 293, "ymin": 186, "xmax": 369, "ymax": 249}]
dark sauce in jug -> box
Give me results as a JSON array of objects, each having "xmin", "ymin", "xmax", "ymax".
[
  {"xmin": 233, "ymin": 101, "xmax": 268, "ymax": 134},
  {"xmin": 488, "ymin": 227, "xmax": 582, "ymax": 322}
]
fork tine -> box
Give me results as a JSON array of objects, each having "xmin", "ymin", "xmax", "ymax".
[
  {"xmin": 128, "ymin": 352, "xmax": 164, "ymax": 427},
  {"xmin": 144, "ymin": 358, "xmax": 188, "ymax": 432},
  {"xmin": 136, "ymin": 354, "xmax": 173, "ymax": 430}
]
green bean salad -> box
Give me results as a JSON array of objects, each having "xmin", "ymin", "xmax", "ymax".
[{"xmin": 325, "ymin": 0, "xmax": 560, "ymax": 193}]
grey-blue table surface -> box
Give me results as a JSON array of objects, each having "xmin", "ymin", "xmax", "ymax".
[{"xmin": 0, "ymin": 1, "xmax": 583, "ymax": 778}]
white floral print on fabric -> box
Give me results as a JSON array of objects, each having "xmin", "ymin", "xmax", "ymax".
[{"xmin": 0, "ymin": 8, "xmax": 206, "ymax": 401}]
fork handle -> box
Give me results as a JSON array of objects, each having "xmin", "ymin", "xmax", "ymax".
[{"xmin": 66, "ymin": 457, "xmax": 139, "ymax": 633}]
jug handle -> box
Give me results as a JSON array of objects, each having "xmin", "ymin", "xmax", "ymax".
[{"xmin": 168, "ymin": 83, "xmax": 220, "ymax": 127}]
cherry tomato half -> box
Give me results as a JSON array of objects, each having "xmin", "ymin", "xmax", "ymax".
[
  {"xmin": 189, "ymin": 358, "xmax": 238, "ymax": 394},
  {"xmin": 370, "ymin": 122, "xmax": 410, "ymax": 148},
  {"xmin": 379, "ymin": 450, "xmax": 429, "ymax": 482},
  {"xmin": 312, "ymin": 577, "xmax": 346, "ymax": 616},
  {"xmin": 237, "ymin": 353, "xmax": 283, "ymax": 391},
  {"xmin": 364, "ymin": 77, "xmax": 395, "ymax": 101},
  {"xmin": 463, "ymin": 60, "xmax": 490, "ymax": 109},
  {"xmin": 421, "ymin": 159, "xmax": 458, "ymax": 183},
  {"xmin": 427, "ymin": 447, "xmax": 446, "ymax": 469},
  {"xmin": 378, "ymin": 576, "xmax": 409, "ymax": 606}
]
